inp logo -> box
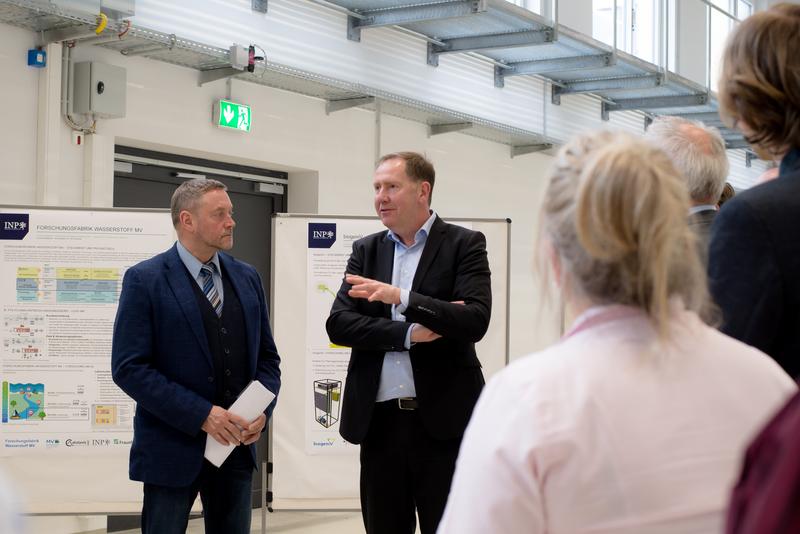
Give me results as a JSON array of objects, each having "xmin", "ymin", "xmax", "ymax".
[
  {"xmin": 308, "ymin": 223, "xmax": 336, "ymax": 249},
  {"xmin": 0, "ymin": 214, "xmax": 29, "ymax": 240}
]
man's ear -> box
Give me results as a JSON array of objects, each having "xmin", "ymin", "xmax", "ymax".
[
  {"xmin": 419, "ymin": 181, "xmax": 431, "ymax": 203},
  {"xmin": 179, "ymin": 210, "xmax": 194, "ymax": 233}
]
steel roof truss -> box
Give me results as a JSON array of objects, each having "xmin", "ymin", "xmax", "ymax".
[
  {"xmin": 428, "ymin": 29, "xmax": 552, "ymax": 66},
  {"xmin": 669, "ymin": 111, "xmax": 725, "ymax": 127},
  {"xmin": 601, "ymin": 93, "xmax": 709, "ymax": 120},
  {"xmin": 511, "ymin": 143, "xmax": 552, "ymax": 158},
  {"xmin": 198, "ymin": 67, "xmax": 243, "ymax": 87},
  {"xmin": 552, "ymin": 74, "xmax": 662, "ymax": 104},
  {"xmin": 725, "ymin": 139, "xmax": 750, "ymax": 149},
  {"xmin": 41, "ymin": 25, "xmax": 98, "ymax": 45},
  {"xmin": 326, "ymin": 96, "xmax": 375, "ymax": 114},
  {"xmin": 428, "ymin": 122, "xmax": 473, "ymax": 136},
  {"xmin": 348, "ymin": 0, "xmax": 487, "ymax": 42},
  {"xmin": 494, "ymin": 53, "xmax": 613, "ymax": 87}
]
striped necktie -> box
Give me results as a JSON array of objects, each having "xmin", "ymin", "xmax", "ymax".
[{"xmin": 199, "ymin": 262, "xmax": 223, "ymax": 317}]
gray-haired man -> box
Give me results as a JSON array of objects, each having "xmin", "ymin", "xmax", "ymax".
[{"xmin": 645, "ymin": 115, "xmax": 730, "ymax": 263}]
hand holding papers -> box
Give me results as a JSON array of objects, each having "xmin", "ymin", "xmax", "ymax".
[{"xmin": 204, "ymin": 380, "xmax": 275, "ymax": 468}]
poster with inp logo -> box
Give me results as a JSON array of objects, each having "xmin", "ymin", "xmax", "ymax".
[
  {"xmin": 0, "ymin": 207, "xmax": 173, "ymax": 457},
  {"xmin": 305, "ymin": 219, "xmax": 383, "ymax": 455}
]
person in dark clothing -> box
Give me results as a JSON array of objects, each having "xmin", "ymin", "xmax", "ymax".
[
  {"xmin": 112, "ymin": 178, "xmax": 281, "ymax": 534},
  {"xmin": 645, "ymin": 115, "xmax": 729, "ymax": 266},
  {"xmin": 710, "ymin": 4, "xmax": 800, "ymax": 533}
]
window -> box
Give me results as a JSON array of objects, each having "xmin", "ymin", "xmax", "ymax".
[
  {"xmin": 593, "ymin": 0, "xmax": 658, "ymax": 64},
  {"xmin": 507, "ymin": 0, "xmax": 543, "ymax": 15},
  {"xmin": 708, "ymin": 0, "xmax": 751, "ymax": 90}
]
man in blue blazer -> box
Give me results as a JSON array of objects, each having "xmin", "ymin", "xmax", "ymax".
[{"xmin": 112, "ymin": 178, "xmax": 281, "ymax": 534}]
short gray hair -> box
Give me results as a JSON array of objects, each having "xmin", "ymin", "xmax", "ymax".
[
  {"xmin": 170, "ymin": 178, "xmax": 227, "ymax": 227},
  {"xmin": 645, "ymin": 116, "xmax": 729, "ymax": 204}
]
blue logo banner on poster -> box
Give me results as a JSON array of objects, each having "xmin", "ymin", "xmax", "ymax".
[
  {"xmin": 308, "ymin": 223, "xmax": 336, "ymax": 249},
  {"xmin": 0, "ymin": 214, "xmax": 30, "ymax": 240}
]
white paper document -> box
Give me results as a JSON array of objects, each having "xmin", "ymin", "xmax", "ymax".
[{"xmin": 204, "ymin": 380, "xmax": 276, "ymax": 468}]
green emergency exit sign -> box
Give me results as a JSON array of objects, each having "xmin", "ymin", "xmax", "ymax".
[{"xmin": 213, "ymin": 99, "xmax": 251, "ymax": 132}]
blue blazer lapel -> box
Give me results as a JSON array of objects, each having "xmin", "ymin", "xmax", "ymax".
[
  {"xmin": 412, "ymin": 216, "xmax": 446, "ymax": 292},
  {"xmin": 219, "ymin": 253, "xmax": 259, "ymax": 370},
  {"xmin": 164, "ymin": 245, "xmax": 214, "ymax": 369}
]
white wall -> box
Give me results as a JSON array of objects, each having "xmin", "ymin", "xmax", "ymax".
[
  {"xmin": 1, "ymin": 24, "xmax": 39, "ymax": 205},
  {"xmin": 0, "ymin": 3, "xmax": 767, "ymax": 526},
  {"xmin": 1, "ymin": 21, "xmax": 561, "ymax": 529},
  {"xmin": 1, "ymin": 23, "xmax": 563, "ymax": 352}
]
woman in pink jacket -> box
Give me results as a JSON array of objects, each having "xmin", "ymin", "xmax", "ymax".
[{"xmin": 438, "ymin": 131, "xmax": 795, "ymax": 534}]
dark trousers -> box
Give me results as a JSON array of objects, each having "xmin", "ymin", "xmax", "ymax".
[
  {"xmin": 141, "ymin": 446, "xmax": 253, "ymax": 534},
  {"xmin": 360, "ymin": 400, "xmax": 461, "ymax": 534}
]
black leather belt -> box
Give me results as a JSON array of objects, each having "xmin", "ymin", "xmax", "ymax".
[{"xmin": 397, "ymin": 397, "xmax": 418, "ymax": 410}]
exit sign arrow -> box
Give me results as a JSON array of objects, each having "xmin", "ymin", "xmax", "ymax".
[{"xmin": 214, "ymin": 99, "xmax": 252, "ymax": 132}]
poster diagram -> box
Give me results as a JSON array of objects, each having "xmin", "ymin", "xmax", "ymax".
[
  {"xmin": 3, "ymin": 382, "xmax": 45, "ymax": 422},
  {"xmin": 0, "ymin": 208, "xmax": 174, "ymax": 454},
  {"xmin": 305, "ymin": 219, "xmax": 383, "ymax": 455},
  {"xmin": 16, "ymin": 267, "xmax": 120, "ymax": 304},
  {"xmin": 313, "ymin": 379, "xmax": 341, "ymax": 429}
]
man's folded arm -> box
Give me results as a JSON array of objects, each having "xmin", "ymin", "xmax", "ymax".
[
  {"xmin": 404, "ymin": 231, "xmax": 491, "ymax": 342},
  {"xmin": 327, "ymin": 307, "xmax": 410, "ymax": 351},
  {"xmin": 326, "ymin": 240, "xmax": 410, "ymax": 351}
]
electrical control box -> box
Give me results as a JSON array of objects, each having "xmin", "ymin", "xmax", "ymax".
[
  {"xmin": 72, "ymin": 61, "xmax": 126, "ymax": 119},
  {"xmin": 27, "ymin": 48, "xmax": 46, "ymax": 68}
]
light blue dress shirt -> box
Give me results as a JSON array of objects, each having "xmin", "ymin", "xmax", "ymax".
[
  {"xmin": 375, "ymin": 211, "xmax": 437, "ymax": 402},
  {"xmin": 176, "ymin": 240, "xmax": 224, "ymax": 305}
]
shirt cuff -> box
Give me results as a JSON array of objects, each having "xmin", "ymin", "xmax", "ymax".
[
  {"xmin": 397, "ymin": 289, "xmax": 410, "ymax": 314},
  {"xmin": 404, "ymin": 323, "xmax": 415, "ymax": 350}
]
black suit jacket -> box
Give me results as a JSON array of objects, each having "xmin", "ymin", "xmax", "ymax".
[
  {"xmin": 689, "ymin": 208, "xmax": 716, "ymax": 268},
  {"xmin": 326, "ymin": 216, "xmax": 491, "ymax": 444},
  {"xmin": 708, "ymin": 148, "xmax": 800, "ymax": 377}
]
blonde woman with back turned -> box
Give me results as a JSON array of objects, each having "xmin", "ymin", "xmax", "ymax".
[{"xmin": 436, "ymin": 131, "xmax": 795, "ymax": 534}]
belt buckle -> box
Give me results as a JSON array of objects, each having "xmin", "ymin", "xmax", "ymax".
[{"xmin": 398, "ymin": 397, "xmax": 416, "ymax": 410}]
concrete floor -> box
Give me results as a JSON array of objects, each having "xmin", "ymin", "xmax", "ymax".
[{"xmin": 115, "ymin": 509, "xmax": 422, "ymax": 533}]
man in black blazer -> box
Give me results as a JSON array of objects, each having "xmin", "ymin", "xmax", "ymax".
[
  {"xmin": 645, "ymin": 116, "xmax": 730, "ymax": 266},
  {"xmin": 326, "ymin": 152, "xmax": 491, "ymax": 534},
  {"xmin": 708, "ymin": 147, "xmax": 800, "ymax": 378}
]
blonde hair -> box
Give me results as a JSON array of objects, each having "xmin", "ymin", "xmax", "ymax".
[{"xmin": 543, "ymin": 131, "xmax": 711, "ymax": 336}]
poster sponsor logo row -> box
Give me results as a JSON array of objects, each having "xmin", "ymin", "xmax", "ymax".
[{"xmin": 4, "ymin": 437, "xmax": 133, "ymax": 449}]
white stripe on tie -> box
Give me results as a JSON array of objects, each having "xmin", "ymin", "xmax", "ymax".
[{"xmin": 200, "ymin": 262, "xmax": 222, "ymax": 317}]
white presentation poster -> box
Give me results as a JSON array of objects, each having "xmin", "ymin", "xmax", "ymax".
[
  {"xmin": 0, "ymin": 207, "xmax": 173, "ymax": 469},
  {"xmin": 305, "ymin": 219, "xmax": 383, "ymax": 455},
  {"xmin": 272, "ymin": 214, "xmax": 508, "ymax": 506}
]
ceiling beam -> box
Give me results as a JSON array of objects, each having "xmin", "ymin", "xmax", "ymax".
[
  {"xmin": 348, "ymin": 0, "xmax": 487, "ymax": 42},
  {"xmin": 495, "ymin": 54, "xmax": 612, "ymax": 87},
  {"xmin": 325, "ymin": 96, "xmax": 375, "ymax": 114},
  {"xmin": 725, "ymin": 138, "xmax": 750, "ymax": 149},
  {"xmin": 601, "ymin": 93, "xmax": 709, "ymax": 120},
  {"xmin": 552, "ymin": 74, "xmax": 662, "ymax": 104},
  {"xmin": 670, "ymin": 111, "xmax": 723, "ymax": 124},
  {"xmin": 428, "ymin": 29, "xmax": 552, "ymax": 66},
  {"xmin": 511, "ymin": 143, "xmax": 552, "ymax": 158},
  {"xmin": 428, "ymin": 122, "xmax": 473, "ymax": 136}
]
